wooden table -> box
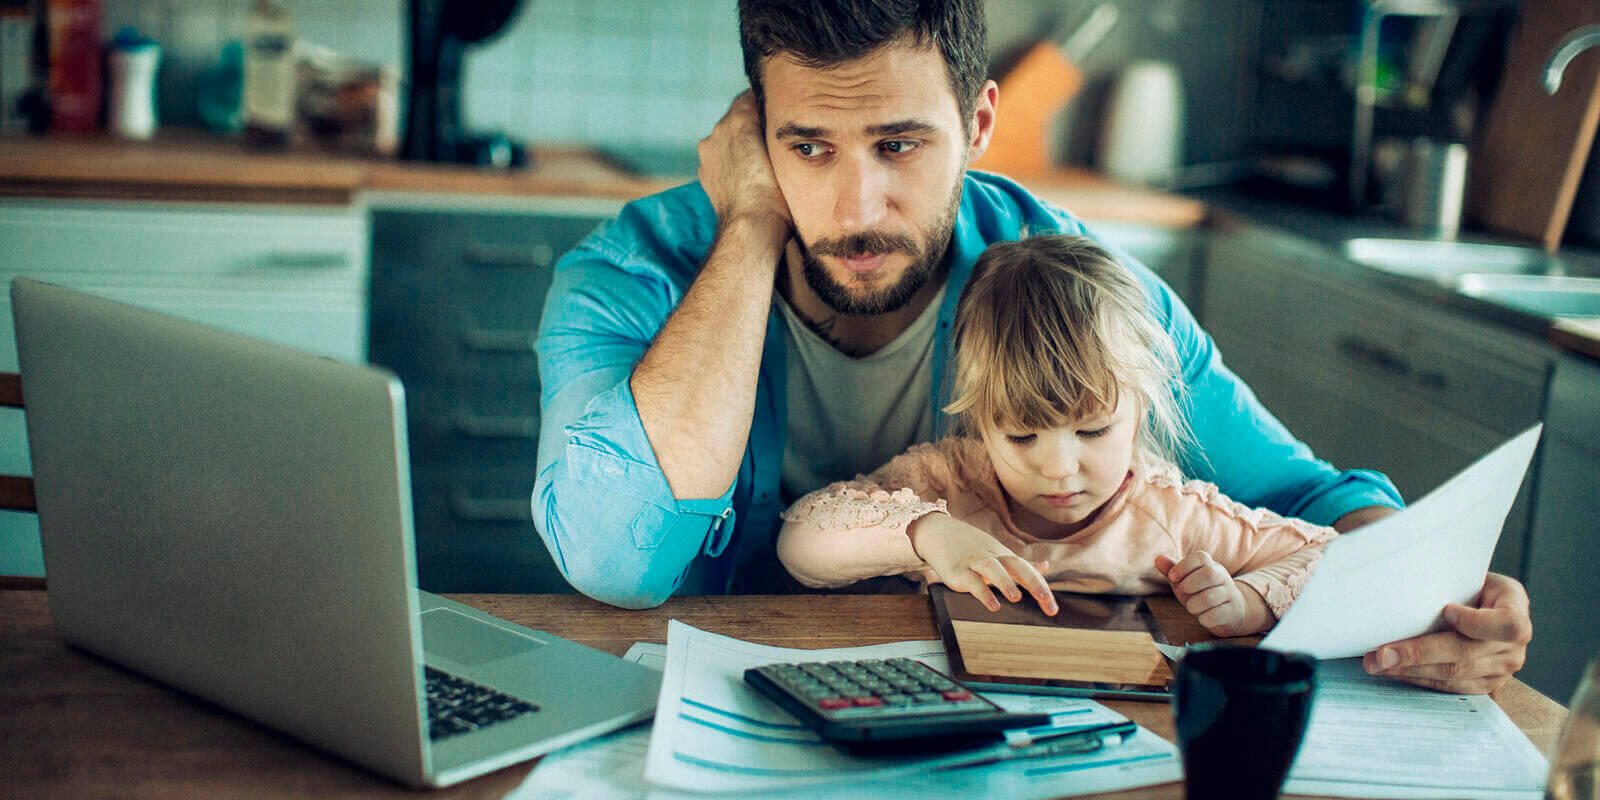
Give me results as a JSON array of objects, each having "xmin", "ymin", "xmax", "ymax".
[{"xmin": 0, "ymin": 590, "xmax": 1568, "ymax": 799}]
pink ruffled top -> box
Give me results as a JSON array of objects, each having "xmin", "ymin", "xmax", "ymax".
[{"xmin": 777, "ymin": 438, "xmax": 1337, "ymax": 619}]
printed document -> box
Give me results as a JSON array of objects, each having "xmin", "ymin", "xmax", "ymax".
[
  {"xmin": 1261, "ymin": 425, "xmax": 1541, "ymax": 658},
  {"xmin": 1283, "ymin": 658, "xmax": 1548, "ymax": 799}
]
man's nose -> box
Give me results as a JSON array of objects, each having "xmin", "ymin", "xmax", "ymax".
[{"xmin": 831, "ymin": 153, "xmax": 889, "ymax": 231}]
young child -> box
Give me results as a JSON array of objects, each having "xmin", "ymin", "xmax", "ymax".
[{"xmin": 776, "ymin": 235, "xmax": 1336, "ymax": 637}]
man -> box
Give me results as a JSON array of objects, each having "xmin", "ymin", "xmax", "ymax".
[{"xmin": 533, "ymin": 0, "xmax": 1530, "ymax": 694}]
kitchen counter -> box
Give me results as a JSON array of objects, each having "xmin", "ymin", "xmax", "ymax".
[
  {"xmin": 0, "ymin": 131, "xmax": 1207, "ymax": 227},
  {"xmin": 0, "ymin": 131, "xmax": 679, "ymax": 205},
  {"xmin": 1189, "ymin": 183, "xmax": 1600, "ymax": 362}
]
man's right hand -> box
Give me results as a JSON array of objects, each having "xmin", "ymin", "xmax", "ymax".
[{"xmin": 697, "ymin": 91, "xmax": 792, "ymax": 240}]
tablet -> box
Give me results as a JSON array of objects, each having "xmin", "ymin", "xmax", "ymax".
[{"xmin": 929, "ymin": 584, "xmax": 1174, "ymax": 701}]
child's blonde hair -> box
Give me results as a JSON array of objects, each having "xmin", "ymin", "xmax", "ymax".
[{"xmin": 944, "ymin": 235, "xmax": 1192, "ymax": 470}]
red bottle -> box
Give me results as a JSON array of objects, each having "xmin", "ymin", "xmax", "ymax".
[{"xmin": 48, "ymin": 0, "xmax": 103, "ymax": 133}]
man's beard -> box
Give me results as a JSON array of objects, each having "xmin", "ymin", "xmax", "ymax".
[{"xmin": 796, "ymin": 179, "xmax": 963, "ymax": 317}]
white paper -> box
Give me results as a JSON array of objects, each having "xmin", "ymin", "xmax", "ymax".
[
  {"xmin": 1282, "ymin": 658, "xmax": 1548, "ymax": 799},
  {"xmin": 510, "ymin": 632, "xmax": 1181, "ymax": 800},
  {"xmin": 619, "ymin": 621, "xmax": 1181, "ymax": 797},
  {"xmin": 1261, "ymin": 425, "xmax": 1541, "ymax": 659}
]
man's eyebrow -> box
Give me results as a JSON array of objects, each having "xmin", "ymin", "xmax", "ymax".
[
  {"xmin": 772, "ymin": 120, "xmax": 940, "ymax": 140},
  {"xmin": 865, "ymin": 119, "xmax": 939, "ymax": 137},
  {"xmin": 773, "ymin": 123, "xmax": 825, "ymax": 140}
]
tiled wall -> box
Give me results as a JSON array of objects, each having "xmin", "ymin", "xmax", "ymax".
[
  {"xmin": 103, "ymin": 0, "xmax": 750, "ymax": 152},
  {"xmin": 98, "ymin": 0, "xmax": 1255, "ymax": 164}
]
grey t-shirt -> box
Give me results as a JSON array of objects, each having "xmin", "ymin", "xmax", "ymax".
[{"xmin": 775, "ymin": 284, "xmax": 947, "ymax": 503}]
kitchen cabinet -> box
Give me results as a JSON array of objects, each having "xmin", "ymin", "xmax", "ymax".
[
  {"xmin": 0, "ymin": 198, "xmax": 370, "ymax": 577},
  {"xmin": 1522, "ymin": 353, "xmax": 1600, "ymax": 704},
  {"xmin": 1200, "ymin": 225, "xmax": 1553, "ymax": 580},
  {"xmin": 366, "ymin": 196, "xmax": 621, "ymax": 594}
]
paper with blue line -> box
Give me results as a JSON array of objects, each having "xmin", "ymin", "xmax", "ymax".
[{"xmin": 638, "ymin": 620, "xmax": 1182, "ymax": 796}]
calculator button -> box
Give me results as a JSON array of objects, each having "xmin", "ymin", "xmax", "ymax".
[
  {"xmin": 882, "ymin": 694, "xmax": 913, "ymax": 705},
  {"xmin": 913, "ymin": 692, "xmax": 944, "ymax": 703},
  {"xmin": 850, "ymin": 696, "xmax": 883, "ymax": 707},
  {"xmin": 818, "ymin": 697, "xmax": 851, "ymax": 710},
  {"xmin": 942, "ymin": 689, "xmax": 973, "ymax": 701}
]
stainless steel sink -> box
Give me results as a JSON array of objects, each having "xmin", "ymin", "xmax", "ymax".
[
  {"xmin": 1456, "ymin": 274, "xmax": 1600, "ymax": 319},
  {"xmin": 1340, "ymin": 238, "xmax": 1560, "ymax": 282}
]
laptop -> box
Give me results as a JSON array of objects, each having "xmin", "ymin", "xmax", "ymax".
[{"xmin": 10, "ymin": 277, "xmax": 660, "ymax": 788}]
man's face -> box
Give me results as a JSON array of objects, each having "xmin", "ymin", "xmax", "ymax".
[{"xmin": 761, "ymin": 41, "xmax": 981, "ymax": 316}]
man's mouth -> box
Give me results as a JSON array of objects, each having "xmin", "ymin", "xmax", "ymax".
[{"xmin": 837, "ymin": 253, "xmax": 890, "ymax": 273}]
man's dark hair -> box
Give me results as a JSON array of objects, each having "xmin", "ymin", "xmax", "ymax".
[{"xmin": 738, "ymin": 0, "xmax": 988, "ymax": 131}]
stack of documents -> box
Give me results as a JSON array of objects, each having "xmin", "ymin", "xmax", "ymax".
[{"xmin": 509, "ymin": 621, "xmax": 1181, "ymax": 799}]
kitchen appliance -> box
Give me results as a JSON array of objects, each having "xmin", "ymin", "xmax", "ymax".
[
  {"xmin": 403, "ymin": 0, "xmax": 527, "ymax": 166},
  {"xmin": 1098, "ymin": 60, "xmax": 1184, "ymax": 186}
]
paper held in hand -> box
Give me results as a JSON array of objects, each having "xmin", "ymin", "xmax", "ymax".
[{"xmin": 1259, "ymin": 424, "xmax": 1542, "ymax": 659}]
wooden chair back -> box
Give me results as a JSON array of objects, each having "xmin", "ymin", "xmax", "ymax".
[{"xmin": 0, "ymin": 371, "xmax": 31, "ymax": 512}]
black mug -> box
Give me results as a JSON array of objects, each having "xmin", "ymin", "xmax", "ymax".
[{"xmin": 1173, "ymin": 644, "xmax": 1317, "ymax": 800}]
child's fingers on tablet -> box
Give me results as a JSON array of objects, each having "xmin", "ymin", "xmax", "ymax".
[
  {"xmin": 970, "ymin": 558, "xmax": 1023, "ymax": 604},
  {"xmin": 1002, "ymin": 557, "xmax": 1057, "ymax": 614},
  {"xmin": 946, "ymin": 568, "xmax": 1001, "ymax": 611}
]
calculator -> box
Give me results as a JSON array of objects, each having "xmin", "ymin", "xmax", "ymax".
[{"xmin": 743, "ymin": 658, "xmax": 1053, "ymax": 752}]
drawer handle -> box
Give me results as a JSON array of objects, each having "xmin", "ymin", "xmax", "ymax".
[
  {"xmin": 462, "ymin": 329, "xmax": 537, "ymax": 352},
  {"xmin": 465, "ymin": 243, "xmax": 555, "ymax": 269},
  {"xmin": 450, "ymin": 493, "xmax": 533, "ymax": 523},
  {"xmin": 1335, "ymin": 336, "xmax": 1410, "ymax": 377},
  {"xmin": 454, "ymin": 413, "xmax": 539, "ymax": 439},
  {"xmin": 259, "ymin": 251, "xmax": 350, "ymax": 269}
]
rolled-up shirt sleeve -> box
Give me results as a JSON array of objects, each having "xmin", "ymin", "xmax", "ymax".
[{"xmin": 533, "ymin": 249, "xmax": 735, "ymax": 609}]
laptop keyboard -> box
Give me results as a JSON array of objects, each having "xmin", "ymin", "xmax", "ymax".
[{"xmin": 425, "ymin": 667, "xmax": 539, "ymax": 741}]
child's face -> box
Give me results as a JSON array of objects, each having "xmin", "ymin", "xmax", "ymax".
[{"xmin": 981, "ymin": 395, "xmax": 1139, "ymax": 537}]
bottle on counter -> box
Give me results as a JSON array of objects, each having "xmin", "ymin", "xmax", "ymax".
[
  {"xmin": 1548, "ymin": 656, "xmax": 1600, "ymax": 800},
  {"xmin": 107, "ymin": 27, "xmax": 159, "ymax": 140},
  {"xmin": 242, "ymin": 0, "xmax": 294, "ymax": 148},
  {"xmin": 46, "ymin": 0, "xmax": 102, "ymax": 133}
]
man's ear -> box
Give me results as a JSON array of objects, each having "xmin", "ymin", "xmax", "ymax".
[{"xmin": 966, "ymin": 80, "xmax": 999, "ymax": 162}]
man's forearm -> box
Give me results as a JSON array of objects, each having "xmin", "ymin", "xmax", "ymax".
[
  {"xmin": 631, "ymin": 216, "xmax": 786, "ymax": 500},
  {"xmin": 1332, "ymin": 504, "xmax": 1398, "ymax": 533}
]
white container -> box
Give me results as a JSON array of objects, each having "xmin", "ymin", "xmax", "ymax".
[
  {"xmin": 1098, "ymin": 60, "xmax": 1184, "ymax": 186},
  {"xmin": 108, "ymin": 35, "xmax": 161, "ymax": 140}
]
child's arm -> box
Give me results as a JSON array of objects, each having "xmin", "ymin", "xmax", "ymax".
[
  {"xmin": 1150, "ymin": 475, "xmax": 1338, "ymax": 636},
  {"xmin": 776, "ymin": 445, "xmax": 1054, "ymax": 613},
  {"xmin": 776, "ymin": 446, "xmax": 955, "ymax": 589}
]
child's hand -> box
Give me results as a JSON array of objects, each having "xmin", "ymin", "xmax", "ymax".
[
  {"xmin": 909, "ymin": 514, "xmax": 1057, "ymax": 615},
  {"xmin": 1154, "ymin": 551, "xmax": 1265, "ymax": 637}
]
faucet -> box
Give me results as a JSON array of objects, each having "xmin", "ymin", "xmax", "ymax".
[{"xmin": 1545, "ymin": 24, "xmax": 1600, "ymax": 94}]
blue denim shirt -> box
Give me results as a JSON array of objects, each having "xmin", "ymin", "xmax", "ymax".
[{"xmin": 532, "ymin": 171, "xmax": 1402, "ymax": 608}]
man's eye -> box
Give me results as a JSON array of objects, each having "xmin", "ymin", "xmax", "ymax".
[
  {"xmin": 881, "ymin": 140, "xmax": 918, "ymax": 154},
  {"xmin": 795, "ymin": 142, "xmax": 824, "ymax": 157},
  {"xmin": 1078, "ymin": 426, "xmax": 1111, "ymax": 439},
  {"xmin": 1005, "ymin": 433, "xmax": 1037, "ymax": 445}
]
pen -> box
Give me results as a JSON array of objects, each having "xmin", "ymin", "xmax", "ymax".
[
  {"xmin": 946, "ymin": 720, "xmax": 1140, "ymax": 770},
  {"xmin": 1005, "ymin": 720, "xmax": 1138, "ymax": 754}
]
